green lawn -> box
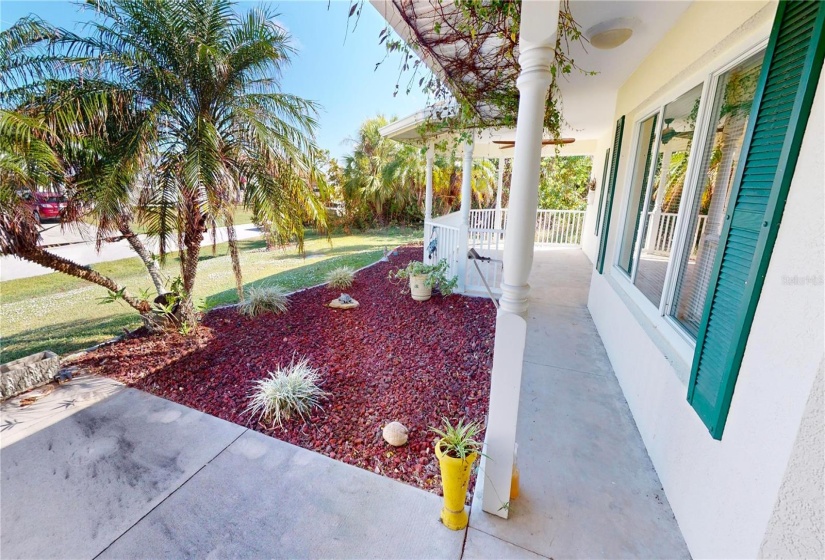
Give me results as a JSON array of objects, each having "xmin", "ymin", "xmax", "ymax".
[{"xmin": 0, "ymin": 227, "xmax": 421, "ymax": 363}]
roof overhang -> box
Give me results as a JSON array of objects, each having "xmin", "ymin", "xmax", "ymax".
[
  {"xmin": 371, "ymin": 0, "xmax": 693, "ymax": 141},
  {"xmin": 379, "ymin": 116, "xmax": 598, "ymax": 158}
]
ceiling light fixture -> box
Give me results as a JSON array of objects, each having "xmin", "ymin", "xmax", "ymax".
[{"xmin": 586, "ymin": 18, "xmax": 637, "ymax": 50}]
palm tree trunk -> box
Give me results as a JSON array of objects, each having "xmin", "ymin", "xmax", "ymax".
[
  {"xmin": 117, "ymin": 218, "xmax": 166, "ymax": 296},
  {"xmin": 224, "ymin": 213, "xmax": 244, "ymax": 300},
  {"xmin": 19, "ymin": 246, "xmax": 151, "ymax": 314},
  {"xmin": 178, "ymin": 224, "xmax": 203, "ymax": 326}
]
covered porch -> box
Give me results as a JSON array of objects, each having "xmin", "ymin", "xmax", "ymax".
[
  {"xmin": 465, "ymin": 249, "xmax": 688, "ymax": 558},
  {"xmin": 379, "ymin": 118, "xmax": 592, "ymax": 297}
]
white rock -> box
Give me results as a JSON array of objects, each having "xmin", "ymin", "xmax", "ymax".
[{"xmin": 382, "ymin": 422, "xmax": 409, "ymax": 446}]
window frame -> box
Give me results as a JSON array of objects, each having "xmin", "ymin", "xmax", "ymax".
[
  {"xmin": 663, "ymin": 41, "xmax": 770, "ymax": 336},
  {"xmin": 608, "ymin": 38, "xmax": 771, "ymax": 363}
]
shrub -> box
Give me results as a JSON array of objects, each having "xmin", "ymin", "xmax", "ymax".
[
  {"xmin": 245, "ymin": 357, "xmax": 327, "ymax": 427},
  {"xmin": 325, "ymin": 266, "xmax": 355, "ymax": 289},
  {"xmin": 238, "ymin": 285, "xmax": 289, "ymax": 317}
]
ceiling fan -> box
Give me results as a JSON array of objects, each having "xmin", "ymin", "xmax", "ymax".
[{"xmin": 492, "ymin": 138, "xmax": 575, "ymax": 149}]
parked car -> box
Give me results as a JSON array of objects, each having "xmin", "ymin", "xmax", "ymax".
[{"xmin": 20, "ymin": 191, "xmax": 68, "ymax": 223}]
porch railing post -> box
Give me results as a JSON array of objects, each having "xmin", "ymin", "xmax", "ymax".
[
  {"xmin": 495, "ymin": 157, "xmax": 505, "ymax": 230},
  {"xmin": 481, "ymin": 0, "xmax": 559, "ymax": 519},
  {"xmin": 458, "ymin": 141, "xmax": 473, "ymax": 292},
  {"xmin": 424, "ymin": 144, "xmax": 435, "ymax": 263}
]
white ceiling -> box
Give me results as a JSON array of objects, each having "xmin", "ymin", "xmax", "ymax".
[{"xmin": 557, "ymin": 0, "xmax": 692, "ymax": 139}]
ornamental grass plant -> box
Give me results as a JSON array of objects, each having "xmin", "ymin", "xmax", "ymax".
[
  {"xmin": 245, "ymin": 357, "xmax": 326, "ymax": 427},
  {"xmin": 325, "ymin": 266, "xmax": 355, "ymax": 289},
  {"xmin": 238, "ymin": 285, "xmax": 289, "ymax": 317}
]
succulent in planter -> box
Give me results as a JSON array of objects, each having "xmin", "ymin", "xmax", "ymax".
[
  {"xmin": 389, "ymin": 259, "xmax": 458, "ymax": 301},
  {"xmin": 430, "ymin": 417, "xmax": 484, "ymax": 530}
]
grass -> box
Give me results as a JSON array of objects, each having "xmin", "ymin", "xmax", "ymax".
[{"xmin": 0, "ymin": 227, "xmax": 420, "ymax": 362}]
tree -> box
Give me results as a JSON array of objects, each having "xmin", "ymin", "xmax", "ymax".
[
  {"xmin": 0, "ymin": 18, "xmax": 153, "ymax": 314},
  {"xmin": 537, "ymin": 155, "xmax": 592, "ymax": 210},
  {"xmin": 342, "ymin": 115, "xmax": 500, "ymax": 225},
  {"xmin": 52, "ymin": 0, "xmax": 327, "ymax": 324}
]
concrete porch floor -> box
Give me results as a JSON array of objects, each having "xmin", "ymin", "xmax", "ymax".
[{"xmin": 468, "ymin": 248, "xmax": 690, "ymax": 559}]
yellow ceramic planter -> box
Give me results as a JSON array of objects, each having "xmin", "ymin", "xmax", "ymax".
[{"xmin": 435, "ymin": 439, "xmax": 478, "ymax": 530}]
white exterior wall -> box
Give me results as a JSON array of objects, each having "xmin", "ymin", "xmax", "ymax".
[{"xmin": 586, "ymin": 1, "xmax": 824, "ymax": 557}]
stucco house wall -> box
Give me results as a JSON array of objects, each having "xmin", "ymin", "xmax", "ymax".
[{"xmin": 584, "ymin": 1, "xmax": 824, "ymax": 557}]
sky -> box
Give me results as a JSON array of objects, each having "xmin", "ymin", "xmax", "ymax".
[{"xmin": 0, "ymin": 0, "xmax": 430, "ymax": 160}]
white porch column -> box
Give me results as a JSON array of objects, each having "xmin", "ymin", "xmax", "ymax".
[
  {"xmin": 457, "ymin": 141, "xmax": 473, "ymax": 292},
  {"xmin": 481, "ymin": 0, "xmax": 559, "ymax": 519},
  {"xmin": 494, "ymin": 157, "xmax": 505, "ymax": 230},
  {"xmin": 424, "ymin": 145, "xmax": 435, "ymax": 263},
  {"xmin": 644, "ymin": 143, "xmax": 673, "ymax": 253},
  {"xmin": 425, "ymin": 145, "xmax": 435, "ymax": 221}
]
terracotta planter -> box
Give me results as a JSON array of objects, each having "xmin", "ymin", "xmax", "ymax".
[
  {"xmin": 409, "ymin": 274, "xmax": 432, "ymax": 302},
  {"xmin": 435, "ymin": 438, "xmax": 478, "ymax": 530}
]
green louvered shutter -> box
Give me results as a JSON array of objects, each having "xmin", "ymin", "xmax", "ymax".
[
  {"xmin": 594, "ymin": 148, "xmax": 611, "ymax": 235},
  {"xmin": 688, "ymin": 0, "xmax": 825, "ymax": 440},
  {"xmin": 628, "ymin": 115, "xmax": 658, "ymax": 273},
  {"xmin": 596, "ymin": 116, "xmax": 625, "ymax": 273}
]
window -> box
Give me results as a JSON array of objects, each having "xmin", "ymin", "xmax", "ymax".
[
  {"xmin": 614, "ymin": 47, "xmax": 767, "ymax": 339},
  {"xmin": 618, "ymin": 114, "xmax": 659, "ymax": 275},
  {"xmin": 669, "ymin": 51, "xmax": 765, "ymax": 336}
]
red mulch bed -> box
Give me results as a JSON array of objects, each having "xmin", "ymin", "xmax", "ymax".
[{"xmin": 69, "ymin": 246, "xmax": 496, "ymax": 495}]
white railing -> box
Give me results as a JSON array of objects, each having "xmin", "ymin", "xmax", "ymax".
[
  {"xmin": 468, "ymin": 208, "xmax": 508, "ymax": 231},
  {"xmin": 533, "ymin": 209, "xmax": 585, "ymax": 246},
  {"xmin": 424, "ymin": 220, "xmax": 461, "ymax": 284},
  {"xmin": 466, "ymin": 228, "xmax": 504, "ymax": 295},
  {"xmin": 647, "ymin": 212, "xmax": 707, "ymax": 255},
  {"xmin": 426, "ymin": 208, "xmax": 586, "ymax": 296}
]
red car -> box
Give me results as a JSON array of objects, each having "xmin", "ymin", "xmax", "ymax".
[{"xmin": 20, "ymin": 191, "xmax": 68, "ymax": 223}]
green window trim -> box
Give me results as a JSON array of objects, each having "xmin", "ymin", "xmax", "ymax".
[
  {"xmin": 594, "ymin": 148, "xmax": 611, "ymax": 236},
  {"xmin": 596, "ymin": 116, "xmax": 625, "ymax": 274},
  {"xmin": 687, "ymin": 0, "xmax": 825, "ymax": 440}
]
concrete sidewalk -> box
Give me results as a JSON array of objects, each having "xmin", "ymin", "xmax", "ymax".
[{"xmin": 0, "ymin": 376, "xmax": 464, "ymax": 559}]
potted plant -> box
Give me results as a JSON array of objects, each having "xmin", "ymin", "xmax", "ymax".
[
  {"xmin": 390, "ymin": 259, "xmax": 458, "ymax": 302},
  {"xmin": 430, "ymin": 417, "xmax": 483, "ymax": 530}
]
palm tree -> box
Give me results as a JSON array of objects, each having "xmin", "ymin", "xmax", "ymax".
[
  {"xmin": 343, "ymin": 116, "xmax": 401, "ymax": 223},
  {"xmin": 0, "ymin": 108, "xmax": 153, "ymax": 314},
  {"xmin": 50, "ymin": 0, "xmax": 327, "ymax": 323},
  {"xmin": 0, "ymin": 18, "xmax": 153, "ymax": 314}
]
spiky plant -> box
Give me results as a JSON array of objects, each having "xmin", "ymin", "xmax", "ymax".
[
  {"xmin": 430, "ymin": 417, "xmax": 484, "ymax": 460},
  {"xmin": 245, "ymin": 357, "xmax": 326, "ymax": 427},
  {"xmin": 238, "ymin": 285, "xmax": 289, "ymax": 317},
  {"xmin": 325, "ymin": 266, "xmax": 355, "ymax": 289}
]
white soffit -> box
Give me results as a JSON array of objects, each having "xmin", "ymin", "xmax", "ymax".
[{"xmin": 370, "ymin": 0, "xmax": 693, "ymax": 141}]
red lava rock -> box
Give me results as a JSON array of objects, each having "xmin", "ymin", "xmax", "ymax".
[{"xmin": 70, "ymin": 246, "xmax": 495, "ymax": 497}]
